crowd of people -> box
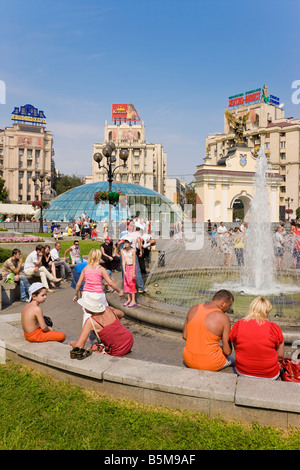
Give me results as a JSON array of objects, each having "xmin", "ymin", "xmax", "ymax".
[
  {"xmin": 2, "ymin": 216, "xmax": 156, "ymax": 359},
  {"xmin": 1, "ymin": 214, "xmax": 294, "ymax": 379},
  {"xmin": 208, "ymin": 219, "xmax": 300, "ymax": 269}
]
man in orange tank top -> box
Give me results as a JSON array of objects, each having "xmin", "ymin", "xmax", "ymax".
[{"xmin": 183, "ymin": 290, "xmax": 234, "ymax": 372}]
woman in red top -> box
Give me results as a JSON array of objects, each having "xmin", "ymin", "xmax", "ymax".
[
  {"xmin": 70, "ymin": 292, "xmax": 133, "ymax": 358},
  {"xmin": 229, "ymin": 297, "xmax": 284, "ymax": 379}
]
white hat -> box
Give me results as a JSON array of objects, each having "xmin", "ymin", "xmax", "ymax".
[
  {"xmin": 77, "ymin": 293, "xmax": 106, "ymax": 313},
  {"xmin": 28, "ymin": 282, "xmax": 46, "ymax": 302}
]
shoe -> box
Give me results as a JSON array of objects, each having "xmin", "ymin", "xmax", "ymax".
[
  {"xmin": 70, "ymin": 347, "xmax": 83, "ymax": 359},
  {"xmin": 123, "ymin": 301, "xmax": 130, "ymax": 306},
  {"xmin": 54, "ymin": 278, "xmax": 62, "ymax": 283},
  {"xmin": 76, "ymin": 348, "xmax": 92, "ymax": 360},
  {"xmin": 138, "ymin": 288, "xmax": 148, "ymax": 293},
  {"xmin": 47, "ymin": 289, "xmax": 55, "ymax": 293},
  {"xmin": 21, "ymin": 298, "xmax": 29, "ymax": 303},
  {"xmin": 128, "ymin": 303, "xmax": 137, "ymax": 307}
]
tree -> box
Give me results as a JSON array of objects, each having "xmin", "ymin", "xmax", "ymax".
[
  {"xmin": 0, "ymin": 178, "xmax": 8, "ymax": 203},
  {"xmin": 295, "ymin": 207, "xmax": 300, "ymax": 220},
  {"xmin": 54, "ymin": 174, "xmax": 83, "ymax": 196}
]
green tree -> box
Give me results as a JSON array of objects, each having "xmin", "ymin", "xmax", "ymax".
[
  {"xmin": 54, "ymin": 174, "xmax": 83, "ymax": 196},
  {"xmin": 295, "ymin": 207, "xmax": 300, "ymax": 220},
  {"xmin": 0, "ymin": 178, "xmax": 8, "ymax": 203}
]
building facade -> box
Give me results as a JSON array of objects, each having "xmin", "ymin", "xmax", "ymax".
[
  {"xmin": 203, "ymin": 88, "xmax": 300, "ymax": 221},
  {"xmin": 0, "ymin": 104, "xmax": 55, "ymax": 204},
  {"xmin": 87, "ymin": 120, "xmax": 167, "ymax": 196},
  {"xmin": 165, "ymin": 177, "xmax": 188, "ymax": 208}
]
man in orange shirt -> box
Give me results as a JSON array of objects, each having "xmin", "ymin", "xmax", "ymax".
[{"xmin": 183, "ymin": 290, "xmax": 234, "ymax": 371}]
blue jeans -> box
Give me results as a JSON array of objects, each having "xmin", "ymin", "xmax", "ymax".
[
  {"xmin": 18, "ymin": 276, "xmax": 31, "ymax": 301},
  {"xmin": 135, "ymin": 255, "xmax": 145, "ymax": 290}
]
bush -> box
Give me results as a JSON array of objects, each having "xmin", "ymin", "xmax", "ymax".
[{"xmin": 0, "ymin": 247, "xmax": 12, "ymax": 262}]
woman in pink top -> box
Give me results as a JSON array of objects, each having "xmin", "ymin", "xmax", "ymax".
[
  {"xmin": 121, "ymin": 238, "xmax": 137, "ymax": 307},
  {"xmin": 73, "ymin": 249, "xmax": 123, "ymax": 325}
]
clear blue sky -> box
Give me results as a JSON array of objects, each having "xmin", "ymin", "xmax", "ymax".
[{"xmin": 1, "ymin": 0, "xmax": 299, "ymax": 182}]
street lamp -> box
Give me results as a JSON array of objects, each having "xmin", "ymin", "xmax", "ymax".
[
  {"xmin": 93, "ymin": 142, "xmax": 129, "ymax": 237},
  {"xmin": 32, "ymin": 172, "xmax": 52, "ymax": 233},
  {"xmin": 285, "ymin": 197, "xmax": 294, "ymax": 222}
]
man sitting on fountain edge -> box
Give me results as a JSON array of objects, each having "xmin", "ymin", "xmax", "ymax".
[{"xmin": 182, "ymin": 290, "xmax": 235, "ymax": 372}]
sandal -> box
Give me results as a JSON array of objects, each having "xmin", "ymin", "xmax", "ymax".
[
  {"xmin": 76, "ymin": 348, "xmax": 92, "ymax": 360},
  {"xmin": 128, "ymin": 303, "xmax": 137, "ymax": 307},
  {"xmin": 123, "ymin": 301, "xmax": 130, "ymax": 306},
  {"xmin": 70, "ymin": 347, "xmax": 83, "ymax": 359}
]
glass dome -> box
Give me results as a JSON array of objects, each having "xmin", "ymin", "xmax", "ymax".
[{"xmin": 41, "ymin": 182, "xmax": 182, "ymax": 222}]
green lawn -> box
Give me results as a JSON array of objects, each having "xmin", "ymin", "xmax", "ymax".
[{"xmin": 0, "ymin": 362, "xmax": 299, "ymax": 450}]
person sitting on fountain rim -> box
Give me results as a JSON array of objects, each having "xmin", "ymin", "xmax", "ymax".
[
  {"xmin": 229, "ymin": 296, "xmax": 284, "ymax": 379},
  {"xmin": 182, "ymin": 290, "xmax": 235, "ymax": 372}
]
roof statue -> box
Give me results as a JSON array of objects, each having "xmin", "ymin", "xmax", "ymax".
[{"xmin": 225, "ymin": 109, "xmax": 249, "ymax": 145}]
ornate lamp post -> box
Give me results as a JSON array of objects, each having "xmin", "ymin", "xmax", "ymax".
[
  {"xmin": 93, "ymin": 142, "xmax": 129, "ymax": 238},
  {"xmin": 285, "ymin": 197, "xmax": 294, "ymax": 222},
  {"xmin": 32, "ymin": 172, "xmax": 52, "ymax": 233}
]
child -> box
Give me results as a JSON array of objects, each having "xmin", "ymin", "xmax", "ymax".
[
  {"xmin": 21, "ymin": 282, "xmax": 66, "ymax": 343},
  {"xmin": 121, "ymin": 238, "xmax": 137, "ymax": 307}
]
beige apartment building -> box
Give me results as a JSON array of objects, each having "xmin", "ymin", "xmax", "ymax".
[
  {"xmin": 195, "ymin": 94, "xmax": 300, "ymax": 222},
  {"xmin": 87, "ymin": 121, "xmax": 167, "ymax": 195},
  {"xmin": 0, "ymin": 119, "xmax": 54, "ymax": 204}
]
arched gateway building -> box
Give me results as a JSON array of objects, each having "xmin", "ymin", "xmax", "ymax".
[{"xmin": 193, "ymin": 85, "xmax": 292, "ymax": 223}]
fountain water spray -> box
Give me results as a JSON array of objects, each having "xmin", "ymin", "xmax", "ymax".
[{"xmin": 242, "ymin": 145, "xmax": 275, "ymax": 293}]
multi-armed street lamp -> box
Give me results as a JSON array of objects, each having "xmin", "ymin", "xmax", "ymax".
[
  {"xmin": 32, "ymin": 172, "xmax": 52, "ymax": 233},
  {"xmin": 93, "ymin": 141, "xmax": 129, "ymax": 238}
]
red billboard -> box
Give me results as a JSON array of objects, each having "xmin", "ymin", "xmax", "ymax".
[{"xmin": 112, "ymin": 103, "xmax": 140, "ymax": 121}]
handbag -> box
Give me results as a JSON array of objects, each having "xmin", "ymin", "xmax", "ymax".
[
  {"xmin": 279, "ymin": 358, "xmax": 300, "ymax": 383},
  {"xmin": 89, "ymin": 317, "xmax": 112, "ymax": 355}
]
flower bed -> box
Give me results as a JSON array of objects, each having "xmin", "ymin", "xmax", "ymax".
[{"xmin": 0, "ymin": 236, "xmax": 45, "ymax": 243}]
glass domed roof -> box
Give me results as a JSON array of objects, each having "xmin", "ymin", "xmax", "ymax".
[{"xmin": 42, "ymin": 182, "xmax": 181, "ymax": 222}]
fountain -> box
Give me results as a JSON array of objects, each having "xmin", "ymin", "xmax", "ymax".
[
  {"xmin": 145, "ymin": 146, "xmax": 300, "ymax": 319},
  {"xmin": 242, "ymin": 145, "xmax": 276, "ymax": 292}
]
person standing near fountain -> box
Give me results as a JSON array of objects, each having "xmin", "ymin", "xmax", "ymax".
[
  {"xmin": 274, "ymin": 226, "xmax": 285, "ymax": 269},
  {"xmin": 229, "ymin": 297, "xmax": 284, "ymax": 379},
  {"xmin": 182, "ymin": 290, "xmax": 235, "ymax": 372}
]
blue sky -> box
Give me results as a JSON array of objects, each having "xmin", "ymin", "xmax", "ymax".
[{"xmin": 1, "ymin": 0, "xmax": 299, "ymax": 182}]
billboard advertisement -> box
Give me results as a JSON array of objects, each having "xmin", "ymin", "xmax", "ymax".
[{"xmin": 112, "ymin": 103, "xmax": 140, "ymax": 121}]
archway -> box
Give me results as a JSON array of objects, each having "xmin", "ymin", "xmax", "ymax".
[{"xmin": 231, "ymin": 193, "xmax": 252, "ymax": 222}]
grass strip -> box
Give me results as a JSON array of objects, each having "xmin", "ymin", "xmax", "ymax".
[{"xmin": 0, "ymin": 362, "xmax": 299, "ymax": 450}]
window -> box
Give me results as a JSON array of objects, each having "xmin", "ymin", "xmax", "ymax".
[
  {"xmin": 19, "ymin": 148, "xmax": 24, "ymax": 157},
  {"xmin": 19, "ymin": 171, "xmax": 24, "ymax": 178},
  {"xmin": 280, "ymin": 186, "xmax": 286, "ymax": 193},
  {"xmin": 280, "ymin": 153, "xmax": 286, "ymax": 160},
  {"xmin": 134, "ymin": 156, "xmax": 140, "ymax": 164},
  {"xmin": 134, "ymin": 165, "xmax": 139, "ymax": 171},
  {"xmin": 27, "ymin": 149, "xmax": 33, "ymax": 158},
  {"xmin": 134, "ymin": 174, "xmax": 139, "ymax": 181},
  {"xmin": 265, "ymin": 142, "xmax": 270, "ymax": 149},
  {"xmin": 35, "ymin": 149, "xmax": 40, "ymax": 159},
  {"xmin": 280, "ymin": 141, "xmax": 286, "ymax": 149}
]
